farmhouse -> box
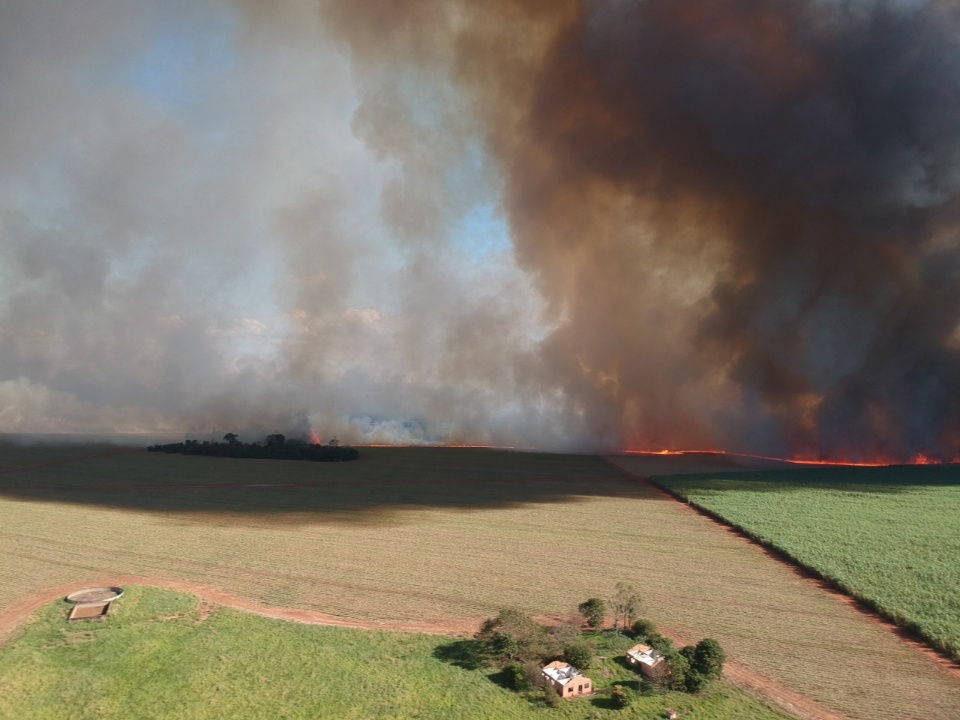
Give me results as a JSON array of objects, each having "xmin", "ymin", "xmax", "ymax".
[
  {"xmin": 541, "ymin": 660, "xmax": 593, "ymax": 699},
  {"xmin": 626, "ymin": 643, "xmax": 667, "ymax": 678}
]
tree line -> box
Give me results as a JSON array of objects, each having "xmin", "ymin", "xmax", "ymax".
[{"xmin": 146, "ymin": 433, "xmax": 359, "ymax": 462}]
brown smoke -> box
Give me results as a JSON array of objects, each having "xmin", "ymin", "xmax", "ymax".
[
  {"xmin": 4, "ymin": 0, "xmax": 960, "ymax": 459},
  {"xmin": 318, "ymin": 0, "xmax": 960, "ymax": 460}
]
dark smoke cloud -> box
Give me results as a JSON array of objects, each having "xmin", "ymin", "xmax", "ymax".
[
  {"xmin": 4, "ymin": 0, "xmax": 960, "ymax": 459},
  {"xmin": 318, "ymin": 0, "xmax": 960, "ymax": 460}
]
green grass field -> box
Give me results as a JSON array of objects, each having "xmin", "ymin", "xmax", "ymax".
[
  {"xmin": 653, "ymin": 465, "xmax": 960, "ymax": 661},
  {"xmin": 0, "ymin": 586, "xmax": 791, "ymax": 720},
  {"xmin": 1, "ymin": 445, "xmax": 959, "ymax": 719}
]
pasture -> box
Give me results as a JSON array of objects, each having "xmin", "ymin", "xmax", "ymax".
[
  {"xmin": 0, "ymin": 586, "xmax": 791, "ymax": 720},
  {"xmin": 0, "ymin": 444, "xmax": 958, "ymax": 719},
  {"xmin": 653, "ymin": 465, "xmax": 960, "ymax": 661}
]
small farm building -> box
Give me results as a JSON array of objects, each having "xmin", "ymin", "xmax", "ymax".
[
  {"xmin": 541, "ymin": 660, "xmax": 593, "ymax": 699},
  {"xmin": 626, "ymin": 643, "xmax": 667, "ymax": 678}
]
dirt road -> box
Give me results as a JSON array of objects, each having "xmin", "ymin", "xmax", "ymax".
[{"xmin": 0, "ymin": 575, "xmax": 849, "ymax": 720}]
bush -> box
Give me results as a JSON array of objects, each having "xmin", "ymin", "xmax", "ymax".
[
  {"xmin": 630, "ymin": 618, "xmax": 657, "ymax": 640},
  {"xmin": 578, "ymin": 597, "xmax": 606, "ymax": 629},
  {"xmin": 670, "ymin": 640, "xmax": 725, "ymax": 693},
  {"xmin": 636, "ymin": 673, "xmax": 656, "ymax": 696},
  {"xmin": 524, "ymin": 660, "xmax": 545, "ymax": 688},
  {"xmin": 648, "ymin": 632, "xmax": 674, "ymax": 655},
  {"xmin": 541, "ymin": 684, "xmax": 562, "ymax": 708},
  {"xmin": 666, "ymin": 650, "xmax": 691, "ymax": 692},
  {"xmin": 693, "ymin": 638, "xmax": 725, "ymax": 680},
  {"xmin": 476, "ymin": 609, "xmax": 557, "ymax": 664},
  {"xmin": 684, "ymin": 670, "xmax": 711, "ymax": 693},
  {"xmin": 503, "ymin": 661, "xmax": 529, "ymax": 691},
  {"xmin": 563, "ymin": 641, "xmax": 594, "ymax": 670},
  {"xmin": 610, "ymin": 684, "xmax": 636, "ymax": 709}
]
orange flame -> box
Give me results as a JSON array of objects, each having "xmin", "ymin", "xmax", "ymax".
[
  {"xmin": 623, "ymin": 448, "xmax": 954, "ymax": 467},
  {"xmin": 308, "ymin": 429, "xmax": 322, "ymax": 445}
]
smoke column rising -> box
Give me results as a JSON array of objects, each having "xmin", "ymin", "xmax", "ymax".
[
  {"xmin": 2, "ymin": 0, "xmax": 960, "ymax": 460},
  {"xmin": 317, "ymin": 0, "xmax": 960, "ymax": 460}
]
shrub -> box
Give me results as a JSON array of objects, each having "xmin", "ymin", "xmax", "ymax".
[
  {"xmin": 630, "ymin": 618, "xmax": 657, "ymax": 640},
  {"xmin": 541, "ymin": 684, "xmax": 562, "ymax": 708},
  {"xmin": 578, "ymin": 597, "xmax": 606, "ymax": 629},
  {"xmin": 563, "ymin": 641, "xmax": 594, "ymax": 670},
  {"xmin": 666, "ymin": 650, "xmax": 691, "ymax": 692},
  {"xmin": 525, "ymin": 660, "xmax": 545, "ymax": 688},
  {"xmin": 669, "ymin": 640, "xmax": 725, "ymax": 693},
  {"xmin": 636, "ymin": 673, "xmax": 656, "ymax": 696},
  {"xmin": 610, "ymin": 684, "xmax": 636, "ymax": 709},
  {"xmin": 648, "ymin": 632, "xmax": 675, "ymax": 655},
  {"xmin": 693, "ymin": 638, "xmax": 725, "ymax": 680},
  {"xmin": 476, "ymin": 609, "xmax": 557, "ymax": 664},
  {"xmin": 684, "ymin": 670, "xmax": 711, "ymax": 693},
  {"xmin": 503, "ymin": 661, "xmax": 530, "ymax": 691}
]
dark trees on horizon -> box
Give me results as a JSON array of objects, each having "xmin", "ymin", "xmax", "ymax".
[{"xmin": 146, "ymin": 436, "xmax": 359, "ymax": 462}]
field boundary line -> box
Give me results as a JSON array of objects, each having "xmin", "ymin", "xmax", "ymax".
[
  {"xmin": 1, "ymin": 576, "xmax": 850, "ymax": 720},
  {"xmin": 601, "ymin": 456, "xmax": 960, "ymax": 682}
]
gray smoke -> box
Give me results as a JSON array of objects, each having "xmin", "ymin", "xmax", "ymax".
[{"xmin": 4, "ymin": 0, "xmax": 960, "ymax": 459}]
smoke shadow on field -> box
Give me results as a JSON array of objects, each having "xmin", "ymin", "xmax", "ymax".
[
  {"xmin": 0, "ymin": 445, "xmax": 687, "ymax": 526},
  {"xmin": 5, "ymin": 445, "xmax": 951, "ymax": 526}
]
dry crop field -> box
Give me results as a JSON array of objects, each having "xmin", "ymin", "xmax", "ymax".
[{"xmin": 1, "ymin": 444, "xmax": 958, "ymax": 719}]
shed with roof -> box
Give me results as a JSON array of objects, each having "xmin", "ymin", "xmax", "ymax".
[
  {"xmin": 626, "ymin": 643, "xmax": 667, "ymax": 679},
  {"xmin": 541, "ymin": 660, "xmax": 593, "ymax": 699}
]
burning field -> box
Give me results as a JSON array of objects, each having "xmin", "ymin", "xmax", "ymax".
[{"xmin": 2, "ymin": 1, "xmax": 960, "ymax": 462}]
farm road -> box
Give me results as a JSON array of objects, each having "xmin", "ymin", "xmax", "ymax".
[{"xmin": 0, "ymin": 576, "xmax": 846, "ymax": 720}]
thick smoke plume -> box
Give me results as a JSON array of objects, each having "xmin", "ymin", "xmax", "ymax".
[
  {"xmin": 318, "ymin": 0, "xmax": 960, "ymax": 460},
  {"xmin": 3, "ymin": 0, "xmax": 960, "ymax": 459}
]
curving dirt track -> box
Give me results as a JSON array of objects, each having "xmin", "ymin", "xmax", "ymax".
[{"xmin": 0, "ymin": 575, "xmax": 848, "ymax": 720}]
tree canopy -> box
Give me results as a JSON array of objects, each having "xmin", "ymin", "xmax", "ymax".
[
  {"xmin": 610, "ymin": 582, "xmax": 642, "ymax": 633},
  {"xmin": 147, "ymin": 436, "xmax": 359, "ymax": 462},
  {"xmin": 475, "ymin": 608, "xmax": 558, "ymax": 664},
  {"xmin": 577, "ymin": 597, "xmax": 606, "ymax": 629}
]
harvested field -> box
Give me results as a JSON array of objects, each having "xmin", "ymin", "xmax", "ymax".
[{"xmin": 0, "ymin": 444, "xmax": 958, "ymax": 719}]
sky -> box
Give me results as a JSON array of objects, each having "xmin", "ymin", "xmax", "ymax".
[{"xmin": 3, "ymin": 0, "xmax": 960, "ymax": 461}]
